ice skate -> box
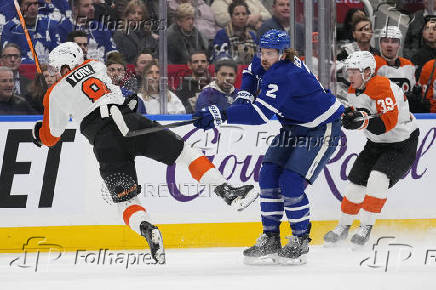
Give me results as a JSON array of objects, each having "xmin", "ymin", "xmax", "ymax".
[
  {"xmin": 243, "ymin": 233, "xmax": 281, "ymax": 265},
  {"xmin": 140, "ymin": 221, "xmax": 166, "ymax": 264},
  {"xmin": 215, "ymin": 183, "xmax": 258, "ymax": 211},
  {"xmin": 350, "ymin": 225, "xmax": 372, "ymax": 248},
  {"xmin": 323, "ymin": 225, "xmax": 351, "ymax": 247},
  {"xmin": 278, "ymin": 234, "xmax": 311, "ymax": 265}
]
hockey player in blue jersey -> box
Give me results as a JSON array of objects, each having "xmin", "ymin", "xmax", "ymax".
[{"xmin": 193, "ymin": 30, "xmax": 344, "ymax": 265}]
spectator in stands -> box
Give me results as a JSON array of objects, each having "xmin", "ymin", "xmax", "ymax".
[
  {"xmin": 417, "ymin": 59, "xmax": 436, "ymax": 112},
  {"xmin": 1, "ymin": 43, "xmax": 32, "ymax": 100},
  {"xmin": 177, "ymin": 50, "xmax": 211, "ymax": 113},
  {"xmin": 57, "ymin": 0, "xmax": 117, "ymax": 62},
  {"xmin": 336, "ymin": 8, "xmax": 366, "ymax": 45},
  {"xmin": 411, "ymin": 16, "xmax": 436, "ymax": 80},
  {"xmin": 106, "ymin": 52, "xmax": 136, "ymax": 95},
  {"xmin": 113, "ymin": 0, "xmax": 158, "ymax": 64},
  {"xmin": 212, "ymin": 0, "xmax": 257, "ymax": 65},
  {"xmin": 374, "ymin": 26, "xmax": 416, "ymax": 95},
  {"xmin": 0, "ymin": 66, "xmax": 36, "ymax": 115},
  {"xmin": 167, "ymin": 3, "xmax": 208, "ymax": 65},
  {"xmin": 133, "ymin": 50, "xmax": 154, "ymax": 92},
  {"xmin": 196, "ymin": 59, "xmax": 238, "ymax": 112},
  {"xmin": 67, "ymin": 30, "xmax": 89, "ymax": 59},
  {"xmin": 138, "ymin": 61, "xmax": 186, "ymax": 114},
  {"xmin": 25, "ymin": 64, "xmax": 60, "ymax": 113},
  {"xmin": 0, "ymin": 0, "xmax": 70, "ymax": 23},
  {"xmin": 211, "ymin": 0, "xmax": 270, "ymax": 29},
  {"xmin": 0, "ymin": 0, "xmax": 60, "ymax": 64},
  {"xmin": 168, "ymin": 0, "xmax": 217, "ymax": 42},
  {"xmin": 335, "ymin": 15, "xmax": 379, "ymax": 99},
  {"xmin": 404, "ymin": 0, "xmax": 436, "ymax": 59},
  {"xmin": 256, "ymin": 0, "xmax": 304, "ymax": 55},
  {"xmin": 337, "ymin": 15, "xmax": 379, "ymax": 61}
]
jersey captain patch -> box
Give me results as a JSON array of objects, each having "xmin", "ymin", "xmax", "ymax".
[{"xmin": 65, "ymin": 64, "xmax": 96, "ymax": 87}]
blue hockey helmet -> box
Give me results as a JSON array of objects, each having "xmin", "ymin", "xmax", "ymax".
[{"xmin": 259, "ymin": 30, "xmax": 290, "ymax": 51}]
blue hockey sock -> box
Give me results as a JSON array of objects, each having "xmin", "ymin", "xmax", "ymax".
[
  {"xmin": 259, "ymin": 162, "xmax": 284, "ymax": 234},
  {"xmin": 279, "ymin": 169, "xmax": 311, "ymax": 236}
]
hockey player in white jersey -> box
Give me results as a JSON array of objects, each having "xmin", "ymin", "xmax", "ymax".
[
  {"xmin": 31, "ymin": 42, "xmax": 258, "ymax": 263},
  {"xmin": 324, "ymin": 51, "xmax": 419, "ymax": 247},
  {"xmin": 374, "ymin": 26, "xmax": 416, "ymax": 94}
]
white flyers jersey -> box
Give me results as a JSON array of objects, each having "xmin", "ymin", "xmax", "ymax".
[
  {"xmin": 374, "ymin": 55, "xmax": 416, "ymax": 93},
  {"xmin": 39, "ymin": 59, "xmax": 124, "ymax": 146},
  {"xmin": 347, "ymin": 75, "xmax": 418, "ymax": 143}
]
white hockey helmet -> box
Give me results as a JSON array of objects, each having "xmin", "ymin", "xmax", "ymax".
[
  {"xmin": 49, "ymin": 42, "xmax": 84, "ymax": 73},
  {"xmin": 379, "ymin": 25, "xmax": 402, "ymax": 41},
  {"xmin": 345, "ymin": 51, "xmax": 376, "ymax": 83}
]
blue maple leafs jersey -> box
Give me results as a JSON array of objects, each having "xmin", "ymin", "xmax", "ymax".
[{"xmin": 227, "ymin": 56, "xmax": 344, "ymax": 128}]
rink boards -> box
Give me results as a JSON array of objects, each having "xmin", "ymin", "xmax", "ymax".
[{"xmin": 0, "ymin": 115, "xmax": 435, "ymax": 252}]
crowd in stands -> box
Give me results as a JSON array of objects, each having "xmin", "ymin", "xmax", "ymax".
[{"xmin": 0, "ymin": 0, "xmax": 434, "ymax": 115}]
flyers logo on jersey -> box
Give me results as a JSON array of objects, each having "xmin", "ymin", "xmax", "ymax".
[{"xmin": 65, "ymin": 64, "xmax": 96, "ymax": 88}]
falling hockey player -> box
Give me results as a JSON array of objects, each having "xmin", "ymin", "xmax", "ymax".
[
  {"xmin": 31, "ymin": 42, "xmax": 258, "ymax": 264},
  {"xmin": 193, "ymin": 30, "xmax": 344, "ymax": 265},
  {"xmin": 324, "ymin": 51, "xmax": 419, "ymax": 247}
]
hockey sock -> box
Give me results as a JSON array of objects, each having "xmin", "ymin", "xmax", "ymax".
[
  {"xmin": 279, "ymin": 169, "xmax": 310, "ymax": 237},
  {"xmin": 339, "ymin": 182, "xmax": 366, "ymax": 225},
  {"xmin": 360, "ymin": 171, "xmax": 389, "ymax": 226},
  {"xmin": 119, "ymin": 196, "xmax": 151, "ymax": 235},
  {"xmin": 175, "ymin": 143, "xmax": 226, "ymax": 184},
  {"xmin": 259, "ymin": 163, "xmax": 284, "ymax": 233}
]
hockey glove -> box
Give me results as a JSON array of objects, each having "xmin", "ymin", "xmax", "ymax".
[
  {"xmin": 193, "ymin": 105, "xmax": 227, "ymax": 130},
  {"xmin": 234, "ymin": 90, "xmax": 255, "ymax": 105},
  {"xmin": 342, "ymin": 110, "xmax": 369, "ymax": 130},
  {"xmin": 32, "ymin": 121, "xmax": 43, "ymax": 147},
  {"xmin": 123, "ymin": 93, "xmax": 139, "ymax": 111}
]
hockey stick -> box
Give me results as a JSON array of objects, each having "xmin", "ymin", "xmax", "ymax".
[
  {"xmin": 13, "ymin": 0, "xmax": 48, "ymax": 91},
  {"xmin": 125, "ymin": 117, "xmax": 200, "ymax": 137},
  {"xmin": 353, "ymin": 112, "xmax": 382, "ymax": 122}
]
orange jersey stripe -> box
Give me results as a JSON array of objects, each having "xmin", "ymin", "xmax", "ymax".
[
  {"xmin": 374, "ymin": 55, "xmax": 413, "ymax": 73},
  {"xmin": 341, "ymin": 196, "xmax": 362, "ymax": 215},
  {"xmin": 362, "ymin": 195, "xmax": 387, "ymax": 213},
  {"xmin": 189, "ymin": 156, "xmax": 215, "ymax": 181},
  {"xmin": 122, "ymin": 204, "xmax": 146, "ymax": 226},
  {"xmin": 39, "ymin": 60, "xmax": 95, "ymax": 147}
]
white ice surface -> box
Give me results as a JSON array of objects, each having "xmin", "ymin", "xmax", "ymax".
[{"xmin": 1, "ymin": 242, "xmax": 435, "ymax": 290}]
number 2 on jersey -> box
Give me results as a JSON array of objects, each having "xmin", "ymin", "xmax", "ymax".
[{"xmin": 82, "ymin": 77, "xmax": 111, "ymax": 102}]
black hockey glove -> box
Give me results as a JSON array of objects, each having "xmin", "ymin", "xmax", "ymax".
[
  {"xmin": 32, "ymin": 121, "xmax": 43, "ymax": 147},
  {"xmin": 123, "ymin": 93, "xmax": 139, "ymax": 111},
  {"xmin": 342, "ymin": 110, "xmax": 369, "ymax": 130}
]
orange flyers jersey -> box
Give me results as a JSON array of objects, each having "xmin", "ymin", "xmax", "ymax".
[
  {"xmin": 347, "ymin": 75, "xmax": 418, "ymax": 143},
  {"xmin": 374, "ymin": 55, "xmax": 416, "ymax": 93},
  {"xmin": 39, "ymin": 59, "xmax": 125, "ymax": 146},
  {"xmin": 418, "ymin": 59, "xmax": 436, "ymax": 112}
]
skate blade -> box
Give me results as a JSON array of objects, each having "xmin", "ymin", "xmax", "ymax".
[
  {"xmin": 323, "ymin": 239, "xmax": 347, "ymax": 248},
  {"xmin": 243, "ymin": 254, "xmax": 279, "ymax": 265},
  {"xmin": 151, "ymin": 229, "xmax": 166, "ymax": 264},
  {"xmin": 350, "ymin": 242, "xmax": 369, "ymax": 252},
  {"xmin": 279, "ymin": 254, "xmax": 307, "ymax": 265},
  {"xmin": 232, "ymin": 191, "xmax": 259, "ymax": 211}
]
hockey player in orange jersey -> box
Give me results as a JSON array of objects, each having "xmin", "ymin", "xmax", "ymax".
[
  {"xmin": 417, "ymin": 59, "xmax": 436, "ymax": 112},
  {"xmin": 324, "ymin": 51, "xmax": 419, "ymax": 247},
  {"xmin": 30, "ymin": 42, "xmax": 258, "ymax": 263},
  {"xmin": 374, "ymin": 26, "xmax": 416, "ymax": 94}
]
